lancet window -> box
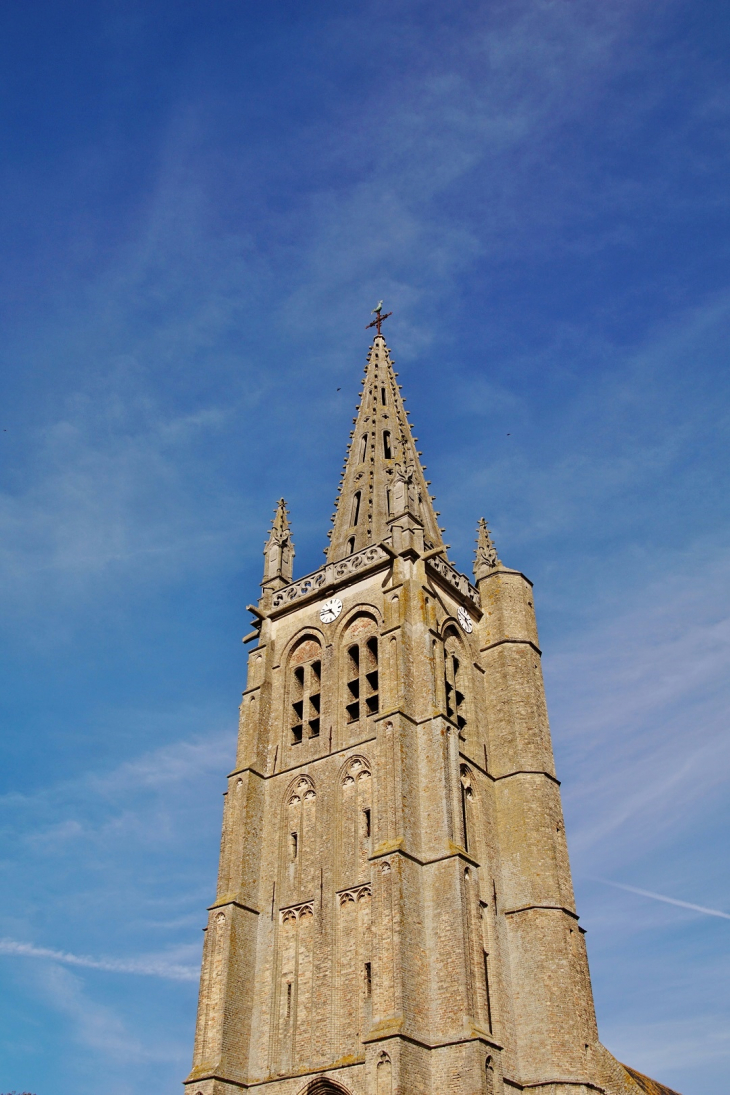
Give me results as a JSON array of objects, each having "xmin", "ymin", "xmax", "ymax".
[
  {"xmin": 382, "ymin": 430, "xmax": 392, "ymax": 459},
  {"xmin": 460, "ymin": 764, "xmax": 474, "ymax": 853},
  {"xmin": 337, "ymin": 754, "xmax": 373, "ymax": 887},
  {"xmin": 351, "ymin": 491, "xmax": 361, "ymax": 527},
  {"xmin": 344, "ymin": 614, "xmax": 379, "ymax": 725},
  {"xmin": 444, "ymin": 630, "xmax": 468, "ymax": 733},
  {"xmin": 288, "ymin": 637, "xmax": 322, "ymax": 744},
  {"xmin": 283, "ymin": 775, "xmax": 317, "ymax": 906},
  {"xmin": 483, "ymin": 954, "xmax": 493, "ymax": 1032},
  {"xmin": 334, "ymin": 765, "xmax": 373, "ymax": 1059}
]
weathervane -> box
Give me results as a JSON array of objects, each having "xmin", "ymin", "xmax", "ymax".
[{"xmin": 366, "ymin": 300, "xmax": 392, "ymax": 336}]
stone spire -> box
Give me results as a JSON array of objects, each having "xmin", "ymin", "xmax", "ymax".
[
  {"xmin": 473, "ymin": 516, "xmax": 501, "ymax": 580},
  {"xmin": 327, "ymin": 334, "xmax": 444, "ymax": 561},
  {"xmin": 261, "ymin": 498, "xmax": 294, "ymax": 591}
]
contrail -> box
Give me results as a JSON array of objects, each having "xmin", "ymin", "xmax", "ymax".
[
  {"xmin": 587, "ymin": 877, "xmax": 730, "ymax": 920},
  {"xmin": 0, "ymin": 938, "xmax": 198, "ymax": 981}
]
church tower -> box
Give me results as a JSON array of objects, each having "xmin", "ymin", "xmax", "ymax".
[{"xmin": 185, "ymin": 320, "xmax": 680, "ymax": 1095}]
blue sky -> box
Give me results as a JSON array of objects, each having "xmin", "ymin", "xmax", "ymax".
[{"xmin": 0, "ymin": 2, "xmax": 728, "ymax": 1092}]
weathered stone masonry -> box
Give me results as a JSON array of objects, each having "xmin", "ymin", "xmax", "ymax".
[{"xmin": 184, "ymin": 331, "xmax": 681, "ymax": 1095}]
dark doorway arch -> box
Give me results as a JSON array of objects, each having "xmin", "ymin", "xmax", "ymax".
[{"xmin": 302, "ymin": 1079, "xmax": 353, "ymax": 1095}]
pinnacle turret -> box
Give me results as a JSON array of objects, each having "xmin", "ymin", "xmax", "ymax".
[
  {"xmin": 326, "ymin": 334, "xmax": 444, "ymax": 561},
  {"xmin": 261, "ymin": 498, "xmax": 294, "ymax": 590},
  {"xmin": 473, "ymin": 516, "xmax": 501, "ymax": 580}
]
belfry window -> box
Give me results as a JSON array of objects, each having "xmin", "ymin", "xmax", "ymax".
[
  {"xmin": 383, "ymin": 431, "xmax": 392, "ymax": 459},
  {"xmin": 444, "ymin": 645, "xmax": 467, "ymax": 733},
  {"xmin": 344, "ymin": 617, "xmax": 379, "ymax": 724},
  {"xmin": 289, "ymin": 638, "xmax": 322, "ymax": 744},
  {"xmin": 351, "ymin": 491, "xmax": 361, "ymax": 526}
]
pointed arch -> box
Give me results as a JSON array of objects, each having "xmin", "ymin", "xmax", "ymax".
[
  {"xmin": 286, "ymin": 634, "xmax": 323, "ymax": 745},
  {"xmin": 442, "ymin": 623, "xmax": 470, "ymax": 735},
  {"xmin": 283, "ymin": 772, "xmax": 317, "ymax": 806},
  {"xmin": 299, "ymin": 1078, "xmax": 353, "ymax": 1095},
  {"xmin": 332, "ymin": 752, "xmax": 373, "ymax": 1057},
  {"xmin": 377, "ymin": 1050, "xmax": 393, "ymax": 1095},
  {"xmin": 336, "ymin": 754, "xmax": 372, "ymax": 889},
  {"xmin": 281, "ymin": 773, "xmax": 318, "ymax": 909},
  {"xmin": 341, "ymin": 611, "xmax": 380, "ymax": 728},
  {"xmin": 338, "ymin": 752, "xmax": 372, "ymax": 784},
  {"xmin": 335, "ymin": 602, "xmax": 383, "ymax": 636}
]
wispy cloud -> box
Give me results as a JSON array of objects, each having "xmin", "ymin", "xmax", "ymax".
[
  {"xmin": 546, "ymin": 546, "xmax": 730, "ymax": 870},
  {"xmin": 0, "ymin": 938, "xmax": 198, "ymax": 981},
  {"xmin": 587, "ymin": 878, "xmax": 730, "ymax": 921},
  {"xmin": 0, "ymin": 2, "xmax": 728, "ymax": 1093},
  {"xmin": 34, "ymin": 963, "xmax": 186, "ymax": 1073}
]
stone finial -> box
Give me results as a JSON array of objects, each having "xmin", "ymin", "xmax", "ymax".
[
  {"xmin": 474, "ymin": 517, "xmax": 501, "ymax": 580},
  {"xmin": 262, "ymin": 498, "xmax": 294, "ymax": 588}
]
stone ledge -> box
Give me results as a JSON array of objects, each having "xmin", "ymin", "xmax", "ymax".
[
  {"xmin": 503, "ymin": 903, "xmax": 579, "ymax": 920},
  {"xmin": 362, "ymin": 1027, "xmax": 503, "ymax": 1052},
  {"xmin": 493, "ymin": 769, "xmax": 560, "ymax": 786},
  {"xmin": 479, "ymin": 636, "xmax": 542, "ymax": 655},
  {"xmin": 207, "ymin": 896, "xmax": 260, "ymax": 915}
]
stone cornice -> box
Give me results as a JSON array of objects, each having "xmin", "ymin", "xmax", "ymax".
[
  {"xmin": 503, "ymin": 903, "xmax": 579, "ymax": 920},
  {"xmin": 207, "ymin": 897, "xmax": 260, "ymax": 915},
  {"xmin": 262, "ymin": 541, "xmax": 482, "ymax": 622},
  {"xmin": 362, "ymin": 1028, "xmax": 503, "ymax": 1052},
  {"xmin": 424, "ymin": 554, "xmax": 481, "ymax": 611},
  {"xmin": 493, "ymin": 769, "xmax": 560, "ymax": 786},
  {"xmin": 477, "ymin": 565, "xmax": 534, "ymax": 588},
  {"xmin": 479, "ymin": 637, "xmax": 542, "ymax": 656},
  {"xmin": 228, "ymin": 736, "xmax": 377, "ymax": 781},
  {"xmin": 268, "ymin": 545, "xmax": 392, "ymax": 618},
  {"xmin": 369, "ymin": 845, "xmax": 481, "ymax": 870}
]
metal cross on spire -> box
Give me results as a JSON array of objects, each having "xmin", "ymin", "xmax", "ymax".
[{"xmin": 365, "ymin": 300, "xmax": 392, "ymax": 336}]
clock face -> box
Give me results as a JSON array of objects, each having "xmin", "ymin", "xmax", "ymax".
[
  {"xmin": 457, "ymin": 605, "xmax": 473, "ymax": 634},
  {"xmin": 319, "ymin": 597, "xmax": 343, "ymax": 624}
]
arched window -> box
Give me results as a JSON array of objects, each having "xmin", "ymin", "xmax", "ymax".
[
  {"xmin": 382, "ymin": 431, "xmax": 392, "ymax": 459},
  {"xmin": 288, "ymin": 637, "xmax": 322, "ymax": 744},
  {"xmin": 344, "ymin": 615, "xmax": 379, "ymax": 724},
  {"xmin": 337, "ymin": 754, "xmax": 373, "ymax": 888},
  {"xmin": 359, "ymin": 434, "xmax": 368, "ymax": 463},
  {"xmin": 351, "ymin": 491, "xmax": 361, "ymax": 527},
  {"xmin": 444, "ymin": 631, "xmax": 468, "ymax": 733},
  {"xmin": 347, "ymin": 536, "xmax": 355, "ymax": 555}
]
